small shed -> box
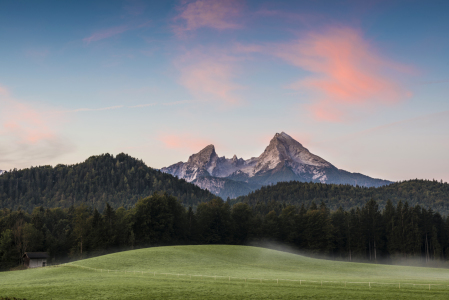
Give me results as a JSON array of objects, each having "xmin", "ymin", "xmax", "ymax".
[{"xmin": 23, "ymin": 252, "xmax": 49, "ymax": 268}]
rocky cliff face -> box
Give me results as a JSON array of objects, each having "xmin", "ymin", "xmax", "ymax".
[
  {"xmin": 161, "ymin": 132, "xmax": 392, "ymax": 198},
  {"xmin": 0, "ymin": 170, "xmax": 4, "ymax": 176}
]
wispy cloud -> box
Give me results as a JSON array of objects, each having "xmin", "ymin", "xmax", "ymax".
[
  {"xmin": 128, "ymin": 103, "xmax": 157, "ymax": 108},
  {"xmin": 272, "ymin": 27, "xmax": 414, "ymax": 122},
  {"xmin": 83, "ymin": 22, "xmax": 151, "ymax": 44},
  {"xmin": 175, "ymin": 49, "xmax": 242, "ymax": 106},
  {"xmin": 162, "ymin": 100, "xmax": 194, "ymax": 106},
  {"xmin": 0, "ymin": 85, "xmax": 73, "ymax": 168},
  {"xmin": 61, "ymin": 105, "xmax": 124, "ymax": 113},
  {"xmin": 173, "ymin": 0, "xmax": 243, "ymax": 36}
]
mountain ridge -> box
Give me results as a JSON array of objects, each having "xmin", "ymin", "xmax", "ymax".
[
  {"xmin": 0, "ymin": 153, "xmax": 217, "ymax": 212},
  {"xmin": 161, "ymin": 132, "xmax": 392, "ymax": 198}
]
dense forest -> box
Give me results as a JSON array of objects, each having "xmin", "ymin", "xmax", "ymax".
[
  {"xmin": 1, "ymin": 194, "xmax": 448, "ymax": 270},
  {"xmin": 0, "ymin": 153, "xmax": 215, "ymax": 212},
  {"xmin": 2, "ymin": 153, "xmax": 449, "ymax": 217},
  {"xmin": 232, "ymin": 180, "xmax": 449, "ymax": 215}
]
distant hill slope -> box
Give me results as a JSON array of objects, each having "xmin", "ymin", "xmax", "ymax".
[
  {"xmin": 232, "ymin": 179, "xmax": 449, "ymax": 214},
  {"xmin": 162, "ymin": 132, "xmax": 392, "ymax": 198},
  {"xmin": 0, "ymin": 153, "xmax": 216, "ymax": 211}
]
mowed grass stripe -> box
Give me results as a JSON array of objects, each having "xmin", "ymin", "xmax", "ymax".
[{"xmin": 1, "ymin": 245, "xmax": 449, "ymax": 299}]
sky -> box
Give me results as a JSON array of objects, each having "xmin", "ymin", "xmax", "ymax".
[{"xmin": 0, "ymin": 0, "xmax": 448, "ymax": 182}]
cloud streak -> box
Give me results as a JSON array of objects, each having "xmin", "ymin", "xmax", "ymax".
[
  {"xmin": 175, "ymin": 50, "xmax": 242, "ymax": 105},
  {"xmin": 62, "ymin": 105, "xmax": 125, "ymax": 113},
  {"xmin": 272, "ymin": 27, "xmax": 413, "ymax": 122},
  {"xmin": 83, "ymin": 22, "xmax": 150, "ymax": 44}
]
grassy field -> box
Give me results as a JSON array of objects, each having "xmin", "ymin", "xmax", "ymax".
[{"xmin": 1, "ymin": 245, "xmax": 449, "ymax": 299}]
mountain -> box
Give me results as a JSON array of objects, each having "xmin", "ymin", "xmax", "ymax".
[
  {"xmin": 0, "ymin": 170, "xmax": 4, "ymax": 176},
  {"xmin": 161, "ymin": 132, "xmax": 392, "ymax": 198},
  {"xmin": 0, "ymin": 153, "xmax": 217, "ymax": 212}
]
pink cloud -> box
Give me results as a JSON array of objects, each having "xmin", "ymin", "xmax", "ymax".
[
  {"xmin": 159, "ymin": 133, "xmax": 212, "ymax": 152},
  {"xmin": 0, "ymin": 87, "xmax": 56, "ymax": 144},
  {"xmin": 173, "ymin": 0, "xmax": 242, "ymax": 35},
  {"xmin": 273, "ymin": 27, "xmax": 413, "ymax": 122},
  {"xmin": 0, "ymin": 85, "xmax": 72, "ymax": 168},
  {"xmin": 175, "ymin": 50, "xmax": 242, "ymax": 105}
]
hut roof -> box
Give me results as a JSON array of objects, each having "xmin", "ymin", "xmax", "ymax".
[{"xmin": 23, "ymin": 252, "xmax": 49, "ymax": 259}]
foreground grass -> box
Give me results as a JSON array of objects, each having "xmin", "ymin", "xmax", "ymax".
[{"xmin": 1, "ymin": 245, "xmax": 449, "ymax": 299}]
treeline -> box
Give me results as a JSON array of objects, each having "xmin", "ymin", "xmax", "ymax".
[
  {"xmin": 1, "ymin": 194, "xmax": 448, "ymax": 270},
  {"xmin": 233, "ymin": 179, "xmax": 449, "ymax": 215},
  {"xmin": 0, "ymin": 153, "xmax": 215, "ymax": 212}
]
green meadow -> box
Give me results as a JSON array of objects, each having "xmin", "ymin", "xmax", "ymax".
[{"xmin": 1, "ymin": 245, "xmax": 449, "ymax": 299}]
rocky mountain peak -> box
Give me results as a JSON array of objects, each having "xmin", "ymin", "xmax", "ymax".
[
  {"xmin": 161, "ymin": 132, "xmax": 391, "ymax": 198},
  {"xmin": 255, "ymin": 132, "xmax": 331, "ymax": 173},
  {"xmin": 187, "ymin": 144, "xmax": 217, "ymax": 167}
]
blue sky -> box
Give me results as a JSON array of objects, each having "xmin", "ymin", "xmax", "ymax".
[{"xmin": 0, "ymin": 0, "xmax": 448, "ymax": 182}]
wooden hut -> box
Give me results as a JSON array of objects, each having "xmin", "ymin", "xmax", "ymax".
[{"xmin": 23, "ymin": 252, "xmax": 49, "ymax": 268}]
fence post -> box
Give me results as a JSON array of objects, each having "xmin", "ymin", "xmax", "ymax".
[
  {"xmin": 429, "ymin": 284, "xmax": 430, "ymax": 290},
  {"xmin": 300, "ymin": 280, "xmax": 301, "ymax": 285},
  {"xmin": 369, "ymin": 282, "xmax": 371, "ymax": 288},
  {"xmin": 399, "ymin": 283, "xmax": 400, "ymax": 289},
  {"xmin": 277, "ymin": 279, "xmax": 278, "ymax": 285},
  {"xmin": 345, "ymin": 282, "xmax": 346, "ymax": 287},
  {"xmin": 229, "ymin": 276, "xmax": 230, "ymax": 282},
  {"xmin": 321, "ymin": 281, "xmax": 322, "ymax": 287}
]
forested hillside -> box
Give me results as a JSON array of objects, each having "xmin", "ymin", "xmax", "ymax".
[
  {"xmin": 1, "ymin": 194, "xmax": 448, "ymax": 270},
  {"xmin": 232, "ymin": 180, "xmax": 449, "ymax": 215},
  {"xmin": 0, "ymin": 153, "xmax": 216, "ymax": 212}
]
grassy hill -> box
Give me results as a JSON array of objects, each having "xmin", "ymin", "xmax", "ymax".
[{"xmin": 1, "ymin": 245, "xmax": 449, "ymax": 299}]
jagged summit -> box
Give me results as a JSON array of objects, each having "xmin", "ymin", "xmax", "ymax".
[
  {"xmin": 187, "ymin": 144, "xmax": 217, "ymax": 167},
  {"xmin": 161, "ymin": 132, "xmax": 391, "ymax": 198},
  {"xmin": 255, "ymin": 132, "xmax": 331, "ymax": 175}
]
